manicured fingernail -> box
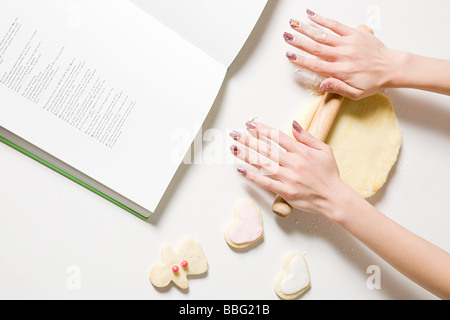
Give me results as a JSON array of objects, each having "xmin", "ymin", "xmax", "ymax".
[
  {"xmin": 289, "ymin": 19, "xmax": 300, "ymax": 28},
  {"xmin": 286, "ymin": 52, "xmax": 297, "ymax": 60},
  {"xmin": 292, "ymin": 120, "xmax": 303, "ymax": 133},
  {"xmin": 246, "ymin": 121, "xmax": 257, "ymax": 129},
  {"xmin": 229, "ymin": 130, "xmax": 241, "ymax": 140},
  {"xmin": 306, "ymin": 9, "xmax": 316, "ymax": 17},
  {"xmin": 320, "ymin": 82, "xmax": 332, "ymax": 92},
  {"xmin": 283, "ymin": 32, "xmax": 294, "ymax": 42},
  {"xmin": 237, "ymin": 168, "xmax": 247, "ymax": 177},
  {"xmin": 230, "ymin": 145, "xmax": 241, "ymax": 155}
]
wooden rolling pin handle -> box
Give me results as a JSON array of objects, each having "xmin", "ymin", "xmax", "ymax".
[
  {"xmin": 272, "ymin": 24, "xmax": 373, "ymax": 218},
  {"xmin": 271, "ymin": 92, "xmax": 345, "ymax": 217},
  {"xmin": 272, "ymin": 195, "xmax": 292, "ymax": 217},
  {"xmin": 307, "ymin": 93, "xmax": 345, "ymax": 141}
]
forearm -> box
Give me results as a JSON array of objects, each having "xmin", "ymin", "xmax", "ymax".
[
  {"xmin": 388, "ymin": 50, "xmax": 450, "ymax": 95},
  {"xmin": 329, "ymin": 184, "xmax": 450, "ymax": 299}
]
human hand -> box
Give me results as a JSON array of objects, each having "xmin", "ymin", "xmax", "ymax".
[
  {"xmin": 284, "ymin": 9, "xmax": 400, "ymax": 100},
  {"xmin": 230, "ymin": 120, "xmax": 350, "ymax": 219}
]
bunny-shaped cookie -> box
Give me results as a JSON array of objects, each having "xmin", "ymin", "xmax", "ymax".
[{"xmin": 149, "ymin": 237, "xmax": 208, "ymax": 289}]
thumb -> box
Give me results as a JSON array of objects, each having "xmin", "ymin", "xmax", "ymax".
[
  {"xmin": 292, "ymin": 120, "xmax": 326, "ymax": 150},
  {"xmin": 320, "ymin": 78, "xmax": 365, "ymax": 100}
]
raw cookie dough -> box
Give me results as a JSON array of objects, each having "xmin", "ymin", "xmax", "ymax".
[
  {"xmin": 274, "ymin": 252, "xmax": 311, "ymax": 300},
  {"xmin": 293, "ymin": 93, "xmax": 402, "ymax": 198},
  {"xmin": 149, "ymin": 237, "xmax": 208, "ymax": 289},
  {"xmin": 224, "ymin": 200, "xmax": 263, "ymax": 249}
]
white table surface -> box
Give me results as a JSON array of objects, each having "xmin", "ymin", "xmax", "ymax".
[{"xmin": 1, "ymin": 0, "xmax": 449, "ymax": 300}]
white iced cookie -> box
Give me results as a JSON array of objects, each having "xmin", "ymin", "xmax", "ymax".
[
  {"xmin": 274, "ymin": 252, "xmax": 311, "ymax": 300},
  {"xmin": 149, "ymin": 237, "xmax": 207, "ymax": 289},
  {"xmin": 293, "ymin": 93, "xmax": 402, "ymax": 198},
  {"xmin": 224, "ymin": 200, "xmax": 263, "ymax": 249}
]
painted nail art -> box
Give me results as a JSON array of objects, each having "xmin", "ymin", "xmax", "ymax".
[
  {"xmin": 289, "ymin": 19, "xmax": 300, "ymax": 28},
  {"xmin": 292, "ymin": 120, "xmax": 303, "ymax": 133},
  {"xmin": 246, "ymin": 121, "xmax": 257, "ymax": 129},
  {"xmin": 283, "ymin": 32, "xmax": 294, "ymax": 42},
  {"xmin": 320, "ymin": 82, "xmax": 332, "ymax": 92},
  {"xmin": 306, "ymin": 9, "xmax": 316, "ymax": 17},
  {"xmin": 230, "ymin": 145, "xmax": 241, "ymax": 155},
  {"xmin": 229, "ymin": 130, "xmax": 241, "ymax": 140},
  {"xmin": 286, "ymin": 52, "xmax": 297, "ymax": 60},
  {"xmin": 237, "ymin": 168, "xmax": 247, "ymax": 177}
]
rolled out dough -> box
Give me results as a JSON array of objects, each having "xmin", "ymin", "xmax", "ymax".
[{"xmin": 293, "ymin": 93, "xmax": 402, "ymax": 198}]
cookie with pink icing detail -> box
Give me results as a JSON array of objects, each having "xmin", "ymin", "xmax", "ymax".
[
  {"xmin": 149, "ymin": 237, "xmax": 207, "ymax": 289},
  {"xmin": 224, "ymin": 200, "xmax": 264, "ymax": 249}
]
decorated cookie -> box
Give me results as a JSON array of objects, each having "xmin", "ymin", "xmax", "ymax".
[
  {"xmin": 224, "ymin": 200, "xmax": 263, "ymax": 249},
  {"xmin": 149, "ymin": 237, "xmax": 207, "ymax": 289},
  {"xmin": 274, "ymin": 252, "xmax": 311, "ymax": 300}
]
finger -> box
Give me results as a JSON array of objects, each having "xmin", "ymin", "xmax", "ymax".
[
  {"xmin": 320, "ymin": 78, "xmax": 365, "ymax": 100},
  {"xmin": 283, "ymin": 32, "xmax": 336, "ymax": 60},
  {"xmin": 245, "ymin": 121, "xmax": 297, "ymax": 153},
  {"xmin": 292, "ymin": 120, "xmax": 327, "ymax": 150},
  {"xmin": 230, "ymin": 144, "xmax": 283, "ymax": 177},
  {"xmin": 236, "ymin": 167, "xmax": 290, "ymax": 196},
  {"xmin": 286, "ymin": 52, "xmax": 338, "ymax": 77},
  {"xmin": 306, "ymin": 9, "xmax": 355, "ymax": 36},
  {"xmin": 229, "ymin": 130, "xmax": 289, "ymax": 167},
  {"xmin": 289, "ymin": 19, "xmax": 339, "ymax": 46}
]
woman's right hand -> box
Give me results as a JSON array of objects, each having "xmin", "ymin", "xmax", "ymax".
[{"xmin": 283, "ymin": 9, "xmax": 404, "ymax": 100}]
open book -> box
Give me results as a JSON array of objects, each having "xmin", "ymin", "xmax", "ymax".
[{"xmin": 0, "ymin": 0, "xmax": 268, "ymax": 219}]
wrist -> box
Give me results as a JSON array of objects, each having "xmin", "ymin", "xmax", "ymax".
[
  {"xmin": 322, "ymin": 180, "xmax": 364, "ymax": 224},
  {"xmin": 384, "ymin": 49, "xmax": 413, "ymax": 89}
]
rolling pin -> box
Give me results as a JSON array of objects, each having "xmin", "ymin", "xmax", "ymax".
[{"xmin": 272, "ymin": 25, "xmax": 374, "ymax": 218}]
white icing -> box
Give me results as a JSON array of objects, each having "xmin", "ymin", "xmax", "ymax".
[{"xmin": 280, "ymin": 255, "xmax": 310, "ymax": 295}]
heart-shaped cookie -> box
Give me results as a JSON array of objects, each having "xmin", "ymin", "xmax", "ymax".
[
  {"xmin": 224, "ymin": 200, "xmax": 263, "ymax": 248},
  {"xmin": 274, "ymin": 252, "xmax": 311, "ymax": 299}
]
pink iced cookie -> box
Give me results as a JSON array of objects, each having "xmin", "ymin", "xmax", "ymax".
[{"xmin": 224, "ymin": 200, "xmax": 263, "ymax": 248}]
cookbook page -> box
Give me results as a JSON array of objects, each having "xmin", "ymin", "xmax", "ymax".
[
  {"xmin": 130, "ymin": 0, "xmax": 268, "ymax": 67},
  {"xmin": 0, "ymin": 0, "xmax": 226, "ymax": 213}
]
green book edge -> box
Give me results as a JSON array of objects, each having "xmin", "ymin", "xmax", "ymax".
[{"xmin": 0, "ymin": 136, "xmax": 148, "ymax": 221}]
